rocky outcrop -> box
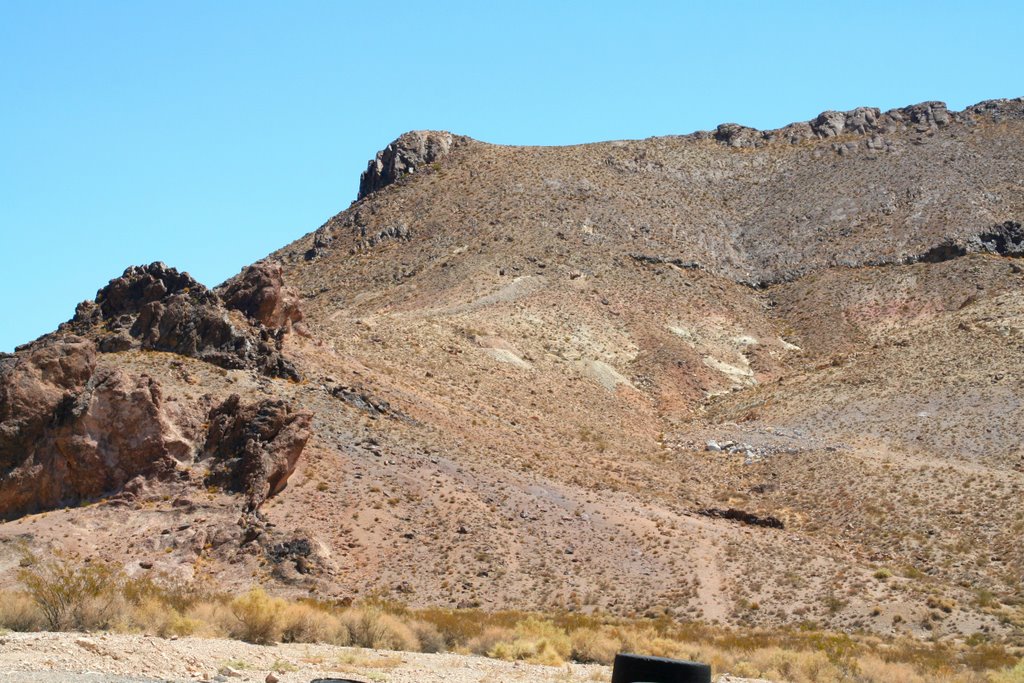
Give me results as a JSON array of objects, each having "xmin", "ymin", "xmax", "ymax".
[
  {"xmin": 0, "ymin": 336, "xmax": 194, "ymax": 520},
  {"xmin": 707, "ymin": 98, "xmax": 1024, "ymax": 150},
  {"xmin": 93, "ymin": 263, "xmax": 203, "ymax": 319},
  {"xmin": 0, "ymin": 263, "xmax": 314, "ymax": 519},
  {"xmin": 219, "ymin": 262, "xmax": 303, "ymax": 331},
  {"xmin": 305, "ymin": 211, "xmax": 412, "ymax": 260},
  {"xmin": 0, "ymin": 336, "xmax": 97, "ymax": 475},
  {"xmin": 357, "ymin": 130, "xmax": 465, "ymax": 200},
  {"xmin": 697, "ymin": 507, "xmax": 785, "ymax": 529},
  {"xmin": 907, "ymin": 221, "xmax": 1024, "ymax": 265},
  {"xmin": 70, "ymin": 263, "xmax": 299, "ymax": 379},
  {"xmin": 0, "ymin": 332, "xmax": 313, "ymax": 520},
  {"xmin": 202, "ymin": 395, "xmax": 313, "ymax": 512}
]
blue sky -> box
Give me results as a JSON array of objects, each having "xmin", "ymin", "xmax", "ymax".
[{"xmin": 1, "ymin": 0, "xmax": 1022, "ymax": 351}]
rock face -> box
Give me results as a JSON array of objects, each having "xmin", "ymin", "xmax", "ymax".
[
  {"xmin": 219, "ymin": 262, "xmax": 303, "ymax": 331},
  {"xmin": 71, "ymin": 263, "xmax": 299, "ymax": 379},
  {"xmin": 0, "ymin": 336, "xmax": 193, "ymax": 519},
  {"xmin": 0, "ymin": 336, "xmax": 97, "ymax": 475},
  {"xmin": 202, "ymin": 395, "xmax": 313, "ymax": 512},
  {"xmin": 357, "ymin": 130, "xmax": 463, "ymax": 200}
]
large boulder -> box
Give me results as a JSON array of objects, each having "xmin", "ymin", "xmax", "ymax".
[
  {"xmin": 219, "ymin": 262, "xmax": 303, "ymax": 331},
  {"xmin": 202, "ymin": 395, "xmax": 312, "ymax": 512}
]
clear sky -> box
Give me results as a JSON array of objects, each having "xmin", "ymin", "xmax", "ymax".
[{"xmin": 1, "ymin": 0, "xmax": 1022, "ymax": 351}]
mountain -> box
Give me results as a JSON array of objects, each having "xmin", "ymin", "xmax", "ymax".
[{"xmin": 2, "ymin": 98, "xmax": 1023, "ymax": 644}]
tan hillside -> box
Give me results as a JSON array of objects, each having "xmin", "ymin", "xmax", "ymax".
[{"xmin": 2, "ymin": 98, "xmax": 1023, "ymax": 651}]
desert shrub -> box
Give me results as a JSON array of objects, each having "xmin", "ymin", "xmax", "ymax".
[
  {"xmin": 279, "ymin": 602, "xmax": 343, "ymax": 644},
  {"xmin": 230, "ymin": 588, "xmax": 284, "ymax": 644},
  {"xmin": 185, "ymin": 599, "xmax": 233, "ymax": 638},
  {"xmin": 17, "ymin": 553, "xmax": 123, "ymax": 631},
  {"xmin": 569, "ymin": 627, "xmax": 620, "ymax": 664},
  {"xmin": 76, "ymin": 590, "xmax": 127, "ymax": 631},
  {"xmin": 962, "ymin": 644, "xmax": 1018, "ymax": 672},
  {"xmin": 856, "ymin": 654, "xmax": 932, "ymax": 683},
  {"xmin": 129, "ymin": 597, "xmax": 201, "ymax": 637},
  {"xmin": 340, "ymin": 607, "xmax": 419, "ymax": 651},
  {"xmin": 410, "ymin": 619, "xmax": 446, "ymax": 653},
  {"xmin": 0, "ymin": 590, "xmax": 43, "ymax": 631},
  {"xmin": 617, "ymin": 626, "xmax": 684, "ymax": 660},
  {"xmin": 416, "ymin": 607, "xmax": 529, "ymax": 649},
  {"xmin": 758, "ymin": 647, "xmax": 837, "ymax": 683},
  {"xmin": 467, "ymin": 625, "xmax": 514, "ymax": 656},
  {"xmin": 487, "ymin": 617, "xmax": 571, "ymax": 666}
]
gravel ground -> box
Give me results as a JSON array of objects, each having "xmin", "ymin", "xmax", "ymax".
[{"xmin": 0, "ymin": 632, "xmax": 772, "ymax": 683}]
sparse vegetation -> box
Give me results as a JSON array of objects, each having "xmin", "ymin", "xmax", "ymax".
[{"xmin": 1, "ymin": 555, "xmax": 1020, "ymax": 682}]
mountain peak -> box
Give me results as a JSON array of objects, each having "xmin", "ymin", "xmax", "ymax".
[{"xmin": 357, "ymin": 130, "xmax": 468, "ymax": 200}]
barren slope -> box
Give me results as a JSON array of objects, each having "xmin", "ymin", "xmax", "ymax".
[{"xmin": 2, "ymin": 98, "xmax": 1023, "ymax": 645}]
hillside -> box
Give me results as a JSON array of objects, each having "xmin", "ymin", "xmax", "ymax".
[{"xmin": 1, "ymin": 97, "xmax": 1023, "ymax": 647}]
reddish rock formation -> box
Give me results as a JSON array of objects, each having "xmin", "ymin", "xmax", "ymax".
[
  {"xmin": 0, "ymin": 336, "xmax": 97, "ymax": 474},
  {"xmin": 219, "ymin": 262, "xmax": 303, "ymax": 331},
  {"xmin": 0, "ymin": 337, "xmax": 194, "ymax": 519},
  {"xmin": 202, "ymin": 395, "xmax": 312, "ymax": 512}
]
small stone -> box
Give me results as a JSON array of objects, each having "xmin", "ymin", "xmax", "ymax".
[
  {"xmin": 705, "ymin": 440, "xmax": 721, "ymax": 452},
  {"xmin": 266, "ymin": 674, "xmax": 280, "ymax": 683}
]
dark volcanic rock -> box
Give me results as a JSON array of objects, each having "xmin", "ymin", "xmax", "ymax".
[
  {"xmin": 698, "ymin": 507, "xmax": 785, "ymax": 529},
  {"xmin": 203, "ymin": 394, "xmax": 313, "ymax": 511},
  {"xmin": 358, "ymin": 130, "xmax": 464, "ymax": 200},
  {"xmin": 219, "ymin": 262, "xmax": 303, "ymax": 330},
  {"xmin": 0, "ymin": 337, "xmax": 193, "ymax": 520},
  {"xmin": 71, "ymin": 263, "xmax": 299, "ymax": 379},
  {"xmin": 93, "ymin": 262, "xmax": 210, "ymax": 318},
  {"xmin": 975, "ymin": 221, "xmax": 1024, "ymax": 256}
]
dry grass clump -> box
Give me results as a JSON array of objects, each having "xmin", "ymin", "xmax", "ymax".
[
  {"xmin": 990, "ymin": 659, "xmax": 1024, "ymax": 683},
  {"xmin": 280, "ymin": 601, "xmax": 345, "ymax": 644},
  {"xmin": 0, "ymin": 591, "xmax": 43, "ymax": 631},
  {"xmin": 485, "ymin": 617, "xmax": 571, "ymax": 666},
  {"xmin": 229, "ymin": 588, "xmax": 285, "ymax": 644},
  {"xmin": 569, "ymin": 627, "xmax": 621, "ymax": 664},
  {"xmin": 340, "ymin": 606, "xmax": 420, "ymax": 651},
  {"xmin": 130, "ymin": 597, "xmax": 203, "ymax": 638}
]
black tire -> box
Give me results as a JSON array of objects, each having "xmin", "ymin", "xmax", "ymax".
[
  {"xmin": 610, "ymin": 653, "xmax": 712, "ymax": 683},
  {"xmin": 310, "ymin": 679, "xmax": 367, "ymax": 683}
]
